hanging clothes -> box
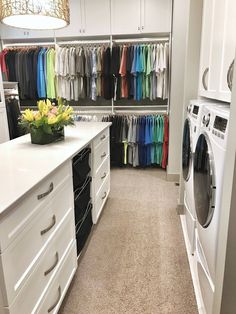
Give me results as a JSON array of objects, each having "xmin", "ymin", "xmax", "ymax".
[{"xmin": 102, "ymin": 114, "xmax": 169, "ymax": 169}]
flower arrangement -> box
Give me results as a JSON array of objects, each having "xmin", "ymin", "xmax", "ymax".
[{"xmin": 20, "ymin": 99, "xmax": 74, "ymax": 145}]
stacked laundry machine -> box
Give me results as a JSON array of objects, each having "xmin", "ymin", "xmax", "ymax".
[{"xmin": 182, "ymin": 100, "xmax": 230, "ymax": 313}]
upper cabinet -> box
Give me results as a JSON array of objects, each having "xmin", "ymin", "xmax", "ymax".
[
  {"xmin": 199, "ymin": 0, "xmax": 236, "ymax": 103},
  {"xmin": 0, "ymin": 0, "xmax": 171, "ymax": 40},
  {"xmin": 141, "ymin": 0, "xmax": 171, "ymax": 33},
  {"xmin": 82, "ymin": 0, "xmax": 111, "ymax": 36},
  {"xmin": 55, "ymin": 0, "xmax": 111, "ymax": 38},
  {"xmin": 0, "ymin": 24, "xmax": 54, "ymax": 40},
  {"xmin": 111, "ymin": 0, "xmax": 141, "ymax": 35},
  {"xmin": 54, "ymin": 0, "xmax": 82, "ymax": 38},
  {"xmin": 111, "ymin": 0, "xmax": 171, "ymax": 35}
]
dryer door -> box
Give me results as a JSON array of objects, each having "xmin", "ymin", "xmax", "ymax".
[
  {"xmin": 182, "ymin": 119, "xmax": 192, "ymax": 181},
  {"xmin": 193, "ymin": 134, "xmax": 216, "ymax": 228}
]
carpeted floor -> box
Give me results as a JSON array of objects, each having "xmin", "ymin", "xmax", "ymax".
[{"xmin": 59, "ymin": 168, "xmax": 198, "ymax": 314}]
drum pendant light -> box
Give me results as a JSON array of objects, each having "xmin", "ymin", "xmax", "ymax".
[{"xmin": 0, "ymin": 0, "xmax": 70, "ymax": 30}]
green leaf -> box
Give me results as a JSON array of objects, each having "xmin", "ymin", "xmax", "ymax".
[{"xmin": 43, "ymin": 124, "xmax": 53, "ymax": 134}]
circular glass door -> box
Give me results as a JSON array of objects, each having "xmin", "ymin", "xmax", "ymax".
[
  {"xmin": 194, "ymin": 134, "xmax": 215, "ymax": 228},
  {"xmin": 182, "ymin": 119, "xmax": 192, "ymax": 181}
]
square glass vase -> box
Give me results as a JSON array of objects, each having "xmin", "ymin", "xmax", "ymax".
[{"xmin": 30, "ymin": 127, "xmax": 65, "ymax": 145}]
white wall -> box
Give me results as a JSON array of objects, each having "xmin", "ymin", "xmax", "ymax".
[{"xmin": 167, "ymin": 0, "xmax": 190, "ymax": 179}]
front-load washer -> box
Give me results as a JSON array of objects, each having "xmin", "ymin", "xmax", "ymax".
[
  {"xmin": 194, "ymin": 104, "xmax": 230, "ymax": 312},
  {"xmin": 182, "ymin": 100, "xmax": 209, "ymax": 254}
]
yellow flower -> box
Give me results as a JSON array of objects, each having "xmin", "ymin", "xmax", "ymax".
[
  {"xmin": 46, "ymin": 99, "xmax": 53, "ymax": 110},
  {"xmin": 48, "ymin": 115, "xmax": 59, "ymax": 125},
  {"xmin": 37, "ymin": 100, "xmax": 45, "ymax": 114},
  {"xmin": 22, "ymin": 109, "xmax": 34, "ymax": 122}
]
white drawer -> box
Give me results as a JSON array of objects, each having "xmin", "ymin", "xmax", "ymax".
[
  {"xmin": 5, "ymin": 213, "xmax": 76, "ymax": 314},
  {"xmin": 0, "ymin": 161, "xmax": 72, "ymax": 252},
  {"xmin": 0, "ymin": 178, "xmax": 74, "ymax": 306},
  {"xmin": 93, "ymin": 128, "xmax": 109, "ymax": 150},
  {"xmin": 92, "ymin": 138, "xmax": 109, "ymax": 175},
  {"xmin": 35, "ymin": 241, "xmax": 77, "ymax": 314},
  {"xmin": 93, "ymin": 156, "xmax": 110, "ymax": 196},
  {"xmin": 93, "ymin": 174, "xmax": 110, "ymax": 224}
]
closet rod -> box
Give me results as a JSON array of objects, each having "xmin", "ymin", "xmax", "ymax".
[
  {"xmin": 112, "ymin": 37, "xmax": 169, "ymax": 44},
  {"xmin": 3, "ymin": 42, "xmax": 55, "ymax": 48},
  {"xmin": 113, "ymin": 110, "xmax": 167, "ymax": 114},
  {"xmin": 113, "ymin": 105, "xmax": 167, "ymax": 108},
  {"xmin": 56, "ymin": 39, "xmax": 110, "ymax": 45}
]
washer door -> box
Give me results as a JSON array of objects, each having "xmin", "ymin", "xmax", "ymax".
[
  {"xmin": 182, "ymin": 119, "xmax": 192, "ymax": 181},
  {"xmin": 194, "ymin": 134, "xmax": 216, "ymax": 228}
]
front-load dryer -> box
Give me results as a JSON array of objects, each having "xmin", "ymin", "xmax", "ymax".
[
  {"xmin": 182, "ymin": 100, "xmax": 209, "ymax": 254},
  {"xmin": 194, "ymin": 104, "xmax": 230, "ymax": 313}
]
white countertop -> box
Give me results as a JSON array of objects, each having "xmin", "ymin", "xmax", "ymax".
[{"xmin": 0, "ymin": 122, "xmax": 111, "ymax": 216}]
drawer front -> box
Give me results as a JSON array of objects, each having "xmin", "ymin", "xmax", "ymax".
[
  {"xmin": 93, "ymin": 156, "xmax": 110, "ymax": 196},
  {"xmin": 0, "ymin": 178, "xmax": 74, "ymax": 306},
  {"xmin": 7, "ymin": 214, "xmax": 76, "ymax": 314},
  {"xmin": 93, "ymin": 174, "xmax": 110, "ymax": 224},
  {"xmin": 92, "ymin": 138, "xmax": 109, "ymax": 175},
  {"xmin": 93, "ymin": 128, "xmax": 109, "ymax": 150},
  {"xmin": 35, "ymin": 241, "xmax": 77, "ymax": 314},
  {"xmin": 0, "ymin": 161, "xmax": 72, "ymax": 252}
]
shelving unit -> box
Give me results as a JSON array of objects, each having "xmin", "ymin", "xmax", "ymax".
[{"xmin": 2, "ymin": 32, "xmax": 171, "ymax": 115}]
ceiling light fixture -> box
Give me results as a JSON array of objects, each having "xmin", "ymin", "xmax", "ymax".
[{"xmin": 0, "ymin": 0, "xmax": 70, "ymax": 30}]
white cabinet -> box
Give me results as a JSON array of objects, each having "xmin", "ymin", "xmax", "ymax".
[
  {"xmin": 0, "ymin": 107, "xmax": 9, "ymax": 144},
  {"xmin": 0, "ymin": 23, "xmax": 54, "ymax": 40},
  {"xmin": 111, "ymin": 0, "xmax": 141, "ymax": 35},
  {"xmin": 141, "ymin": 0, "xmax": 171, "ymax": 33},
  {"xmin": 56, "ymin": 0, "xmax": 111, "ymax": 38},
  {"xmin": 82, "ymin": 0, "xmax": 111, "ymax": 36},
  {"xmin": 55, "ymin": 0, "xmax": 82, "ymax": 38},
  {"xmin": 199, "ymin": 0, "xmax": 236, "ymax": 102},
  {"xmin": 111, "ymin": 0, "xmax": 171, "ymax": 35},
  {"xmin": 91, "ymin": 128, "xmax": 110, "ymax": 224}
]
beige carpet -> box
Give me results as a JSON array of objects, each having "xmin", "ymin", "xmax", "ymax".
[{"xmin": 59, "ymin": 168, "xmax": 198, "ymax": 314}]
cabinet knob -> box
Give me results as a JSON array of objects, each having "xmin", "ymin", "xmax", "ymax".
[
  {"xmin": 101, "ymin": 172, "xmax": 107, "ymax": 179},
  {"xmin": 44, "ymin": 252, "xmax": 59, "ymax": 276},
  {"xmin": 100, "ymin": 134, "xmax": 106, "ymax": 140},
  {"xmin": 227, "ymin": 59, "xmax": 234, "ymax": 91},
  {"xmin": 202, "ymin": 67, "xmax": 209, "ymax": 90},
  {"xmin": 83, "ymin": 29, "xmax": 85, "ymax": 33},
  {"xmin": 40, "ymin": 215, "xmax": 56, "ymax": 235},
  {"xmin": 101, "ymin": 152, "xmax": 106, "ymax": 158},
  {"xmin": 138, "ymin": 26, "xmax": 140, "ymax": 31},
  {"xmin": 141, "ymin": 26, "xmax": 144, "ymax": 30}
]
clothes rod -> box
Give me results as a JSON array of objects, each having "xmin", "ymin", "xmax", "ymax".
[
  {"xmin": 113, "ymin": 105, "xmax": 167, "ymax": 108},
  {"xmin": 112, "ymin": 37, "xmax": 169, "ymax": 44},
  {"xmin": 114, "ymin": 110, "xmax": 167, "ymax": 114},
  {"xmin": 56, "ymin": 40, "xmax": 110, "ymax": 45},
  {"xmin": 3, "ymin": 42, "xmax": 55, "ymax": 48}
]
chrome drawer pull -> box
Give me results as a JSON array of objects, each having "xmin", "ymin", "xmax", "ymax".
[
  {"xmin": 102, "ymin": 192, "xmax": 107, "ymax": 200},
  {"xmin": 101, "ymin": 152, "xmax": 106, "ymax": 158},
  {"xmin": 47, "ymin": 286, "xmax": 61, "ymax": 313},
  {"xmin": 40, "ymin": 215, "xmax": 56, "ymax": 236},
  {"xmin": 202, "ymin": 67, "xmax": 209, "ymax": 90},
  {"xmin": 44, "ymin": 252, "xmax": 59, "ymax": 276},
  {"xmin": 100, "ymin": 134, "xmax": 106, "ymax": 140},
  {"xmin": 101, "ymin": 172, "xmax": 107, "ymax": 179},
  {"xmin": 37, "ymin": 182, "xmax": 54, "ymax": 200}
]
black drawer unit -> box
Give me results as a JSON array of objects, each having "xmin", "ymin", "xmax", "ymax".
[
  {"xmin": 76, "ymin": 201, "xmax": 93, "ymax": 256},
  {"xmin": 74, "ymin": 176, "xmax": 92, "ymax": 226},
  {"xmin": 73, "ymin": 147, "xmax": 91, "ymax": 190}
]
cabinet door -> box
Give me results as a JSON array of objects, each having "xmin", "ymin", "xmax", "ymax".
[
  {"xmin": 0, "ymin": 108, "xmax": 9, "ymax": 143},
  {"xmin": 0, "ymin": 23, "xmax": 54, "ymax": 40},
  {"xmin": 199, "ymin": 0, "xmax": 217, "ymax": 99},
  {"xmin": 55, "ymin": 0, "xmax": 83, "ymax": 38},
  {"xmin": 217, "ymin": 0, "xmax": 236, "ymax": 102},
  {"xmin": 82, "ymin": 0, "xmax": 111, "ymax": 36},
  {"xmin": 111, "ymin": 0, "xmax": 141, "ymax": 35},
  {"xmin": 141, "ymin": 0, "xmax": 171, "ymax": 33}
]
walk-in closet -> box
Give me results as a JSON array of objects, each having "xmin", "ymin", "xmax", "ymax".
[{"xmin": 0, "ymin": 0, "xmax": 236, "ymax": 313}]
